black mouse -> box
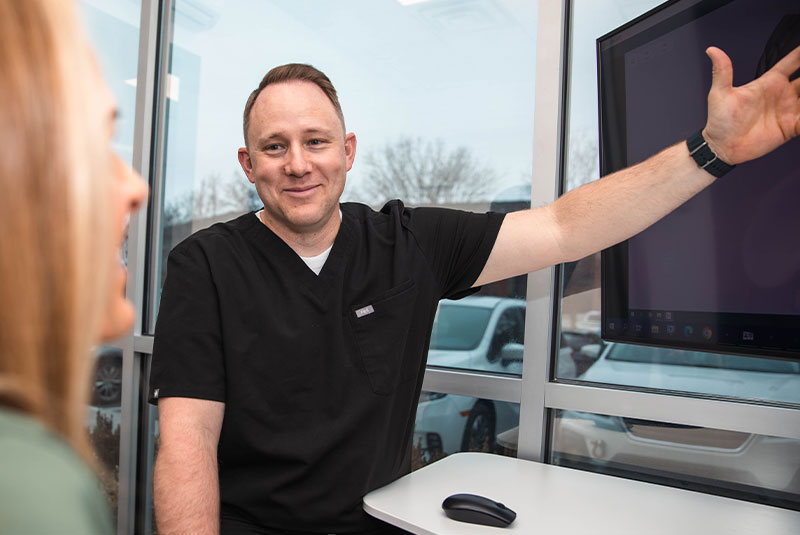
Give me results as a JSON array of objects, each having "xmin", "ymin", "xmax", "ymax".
[{"xmin": 441, "ymin": 493, "xmax": 516, "ymax": 527}]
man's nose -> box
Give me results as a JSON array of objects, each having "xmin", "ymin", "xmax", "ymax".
[{"xmin": 284, "ymin": 145, "xmax": 312, "ymax": 177}]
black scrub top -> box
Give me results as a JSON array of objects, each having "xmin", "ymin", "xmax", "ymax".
[{"xmin": 150, "ymin": 200, "xmax": 505, "ymax": 534}]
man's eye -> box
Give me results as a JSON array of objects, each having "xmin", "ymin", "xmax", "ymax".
[
  {"xmin": 265, "ymin": 144, "xmax": 282, "ymax": 152},
  {"xmin": 308, "ymin": 139, "xmax": 324, "ymax": 146}
]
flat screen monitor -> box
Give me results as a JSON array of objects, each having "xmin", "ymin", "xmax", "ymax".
[{"xmin": 599, "ymin": 0, "xmax": 800, "ymax": 360}]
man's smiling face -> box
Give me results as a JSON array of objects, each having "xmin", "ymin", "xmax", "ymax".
[{"xmin": 239, "ymin": 80, "xmax": 356, "ymax": 240}]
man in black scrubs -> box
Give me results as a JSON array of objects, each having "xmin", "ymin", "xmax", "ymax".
[{"xmin": 150, "ymin": 46, "xmax": 800, "ymax": 535}]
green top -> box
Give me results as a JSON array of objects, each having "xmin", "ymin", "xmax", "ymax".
[{"xmin": 0, "ymin": 407, "xmax": 113, "ymax": 534}]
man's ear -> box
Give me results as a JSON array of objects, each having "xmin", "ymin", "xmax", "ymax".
[
  {"xmin": 237, "ymin": 147, "xmax": 256, "ymax": 184},
  {"xmin": 344, "ymin": 133, "xmax": 357, "ymax": 172}
]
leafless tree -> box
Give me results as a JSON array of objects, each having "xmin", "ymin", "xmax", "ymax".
[
  {"xmin": 162, "ymin": 171, "xmax": 261, "ymax": 226},
  {"xmin": 564, "ymin": 129, "xmax": 600, "ymax": 192},
  {"xmin": 562, "ymin": 129, "xmax": 601, "ymax": 298},
  {"xmin": 357, "ymin": 137, "xmax": 496, "ymax": 206}
]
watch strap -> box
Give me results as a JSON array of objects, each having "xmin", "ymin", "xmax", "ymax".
[{"xmin": 686, "ymin": 130, "xmax": 735, "ymax": 178}]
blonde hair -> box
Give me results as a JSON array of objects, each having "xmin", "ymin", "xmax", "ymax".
[{"xmin": 0, "ymin": 0, "xmax": 114, "ymax": 459}]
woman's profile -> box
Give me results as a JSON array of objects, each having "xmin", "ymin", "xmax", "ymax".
[{"xmin": 0, "ymin": 0, "xmax": 148, "ymax": 532}]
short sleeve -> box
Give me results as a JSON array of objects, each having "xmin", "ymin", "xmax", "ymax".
[
  {"xmin": 149, "ymin": 240, "xmax": 226, "ymax": 404},
  {"xmin": 403, "ymin": 205, "xmax": 505, "ymax": 300}
]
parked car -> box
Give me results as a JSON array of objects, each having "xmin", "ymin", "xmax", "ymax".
[
  {"xmin": 560, "ymin": 329, "xmax": 604, "ymax": 377},
  {"xmin": 554, "ymin": 343, "xmax": 800, "ymax": 494},
  {"xmin": 91, "ymin": 346, "xmax": 123, "ymax": 407},
  {"xmin": 574, "ymin": 309, "xmax": 601, "ymax": 333},
  {"xmin": 414, "ymin": 296, "xmax": 586, "ymax": 459}
]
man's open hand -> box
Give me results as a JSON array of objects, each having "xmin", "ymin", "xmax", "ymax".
[{"xmin": 703, "ymin": 44, "xmax": 800, "ymax": 165}]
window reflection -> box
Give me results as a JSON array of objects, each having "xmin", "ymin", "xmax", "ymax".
[
  {"xmin": 154, "ymin": 0, "xmax": 539, "ymax": 341},
  {"xmin": 554, "ymin": 0, "xmax": 800, "ymax": 510},
  {"xmin": 580, "ymin": 342, "xmax": 800, "ymax": 405},
  {"xmin": 80, "ymin": 0, "xmax": 142, "ymax": 525},
  {"xmin": 88, "ymin": 345, "xmax": 124, "ymax": 526},
  {"xmin": 428, "ymin": 297, "xmax": 524, "ymax": 376},
  {"xmin": 558, "ymin": 0, "xmax": 800, "ymax": 406},
  {"xmin": 414, "ymin": 391, "xmax": 519, "ymax": 470},
  {"xmin": 551, "ymin": 409, "xmax": 800, "ymax": 508}
]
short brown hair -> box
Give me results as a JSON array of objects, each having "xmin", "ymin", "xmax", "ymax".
[{"xmin": 242, "ymin": 63, "xmax": 345, "ymax": 148}]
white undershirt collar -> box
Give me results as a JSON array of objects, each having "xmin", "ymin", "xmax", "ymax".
[{"xmin": 255, "ymin": 209, "xmax": 341, "ymax": 276}]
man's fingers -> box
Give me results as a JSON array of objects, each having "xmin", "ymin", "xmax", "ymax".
[
  {"xmin": 768, "ymin": 44, "xmax": 800, "ymax": 78},
  {"xmin": 706, "ymin": 46, "xmax": 733, "ymax": 91}
]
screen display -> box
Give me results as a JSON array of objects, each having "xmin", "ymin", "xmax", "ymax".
[{"xmin": 599, "ymin": 0, "xmax": 800, "ymax": 359}]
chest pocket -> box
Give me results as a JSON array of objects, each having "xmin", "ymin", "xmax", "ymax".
[{"xmin": 347, "ymin": 279, "xmax": 418, "ymax": 395}]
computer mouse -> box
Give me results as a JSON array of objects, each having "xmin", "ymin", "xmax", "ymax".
[{"xmin": 441, "ymin": 493, "xmax": 516, "ymax": 528}]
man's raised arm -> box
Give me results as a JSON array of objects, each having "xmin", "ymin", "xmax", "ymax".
[
  {"xmin": 154, "ymin": 397, "xmax": 225, "ymax": 535},
  {"xmin": 475, "ymin": 45, "xmax": 800, "ymax": 287}
]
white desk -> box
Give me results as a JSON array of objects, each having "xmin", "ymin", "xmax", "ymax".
[{"xmin": 363, "ymin": 452, "xmax": 800, "ymax": 535}]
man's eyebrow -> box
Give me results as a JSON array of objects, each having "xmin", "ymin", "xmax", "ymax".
[
  {"xmin": 255, "ymin": 133, "xmax": 284, "ymax": 146},
  {"xmin": 256, "ymin": 127, "xmax": 336, "ymax": 144},
  {"xmin": 302, "ymin": 126, "xmax": 336, "ymax": 137}
]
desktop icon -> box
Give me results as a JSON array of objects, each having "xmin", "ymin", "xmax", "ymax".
[
  {"xmin": 742, "ymin": 331, "xmax": 755, "ymax": 341},
  {"xmin": 666, "ymin": 325, "xmax": 676, "ymax": 335},
  {"xmin": 651, "ymin": 325, "xmax": 660, "ymax": 334},
  {"xmin": 684, "ymin": 325, "xmax": 694, "ymax": 337},
  {"xmin": 703, "ymin": 327, "xmax": 713, "ymax": 340}
]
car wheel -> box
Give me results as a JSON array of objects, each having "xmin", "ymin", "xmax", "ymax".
[
  {"xmin": 461, "ymin": 401, "xmax": 496, "ymax": 452},
  {"xmin": 93, "ymin": 355, "xmax": 122, "ymax": 407}
]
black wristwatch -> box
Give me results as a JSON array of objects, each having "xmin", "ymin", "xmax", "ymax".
[{"xmin": 686, "ymin": 130, "xmax": 736, "ymax": 178}]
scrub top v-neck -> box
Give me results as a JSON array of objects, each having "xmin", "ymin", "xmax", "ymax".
[{"xmin": 150, "ymin": 200, "xmax": 505, "ymax": 534}]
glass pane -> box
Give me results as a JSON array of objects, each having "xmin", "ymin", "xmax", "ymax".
[
  {"xmin": 427, "ymin": 298, "xmax": 525, "ymax": 375},
  {"xmin": 558, "ymin": 0, "xmax": 663, "ymax": 381},
  {"xmin": 80, "ymin": 1, "xmax": 142, "ymax": 525},
  {"xmin": 414, "ymin": 391, "xmax": 519, "ymax": 470},
  {"xmin": 555, "ymin": 0, "xmax": 800, "ymax": 509},
  {"xmin": 80, "ymin": 0, "xmax": 142, "ymax": 167},
  {"xmin": 551, "ymin": 409, "xmax": 800, "ymax": 508},
  {"xmin": 141, "ymin": 399, "xmax": 159, "ymax": 534},
  {"xmin": 557, "ymin": 0, "xmax": 799, "ymax": 405},
  {"xmin": 88, "ymin": 346, "xmax": 123, "ymax": 526},
  {"xmin": 582, "ymin": 343, "xmax": 800, "ymax": 405},
  {"xmin": 152, "ymin": 0, "xmax": 539, "ymax": 352}
]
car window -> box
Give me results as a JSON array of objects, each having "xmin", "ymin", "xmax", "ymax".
[
  {"xmin": 488, "ymin": 308, "xmax": 525, "ymax": 361},
  {"xmin": 430, "ymin": 304, "xmax": 492, "ymax": 351},
  {"xmin": 607, "ymin": 344, "xmax": 800, "ymax": 373}
]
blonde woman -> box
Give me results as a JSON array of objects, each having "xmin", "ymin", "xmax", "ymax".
[{"xmin": 0, "ymin": 0, "xmax": 148, "ymax": 532}]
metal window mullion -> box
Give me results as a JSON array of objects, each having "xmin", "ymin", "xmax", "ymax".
[
  {"xmin": 134, "ymin": 334, "xmax": 155, "ymax": 354},
  {"xmin": 422, "ymin": 368, "xmax": 522, "ymax": 404},
  {"xmin": 545, "ymin": 382, "xmax": 800, "ymax": 440},
  {"xmin": 118, "ymin": 0, "xmax": 167, "ymax": 533},
  {"xmin": 144, "ymin": 0, "xmax": 175, "ymax": 336},
  {"xmin": 516, "ymin": 0, "xmax": 569, "ymax": 463}
]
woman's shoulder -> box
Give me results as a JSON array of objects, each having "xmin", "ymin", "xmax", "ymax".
[{"xmin": 0, "ymin": 408, "xmax": 113, "ymax": 534}]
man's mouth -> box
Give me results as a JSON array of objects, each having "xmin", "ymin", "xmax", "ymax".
[{"xmin": 285, "ymin": 184, "xmax": 320, "ymax": 196}]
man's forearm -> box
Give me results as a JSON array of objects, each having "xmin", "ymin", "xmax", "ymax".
[
  {"xmin": 551, "ymin": 140, "xmax": 715, "ymax": 262},
  {"xmin": 154, "ymin": 444, "xmax": 220, "ymax": 535},
  {"xmin": 476, "ymin": 140, "xmax": 715, "ymax": 285}
]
